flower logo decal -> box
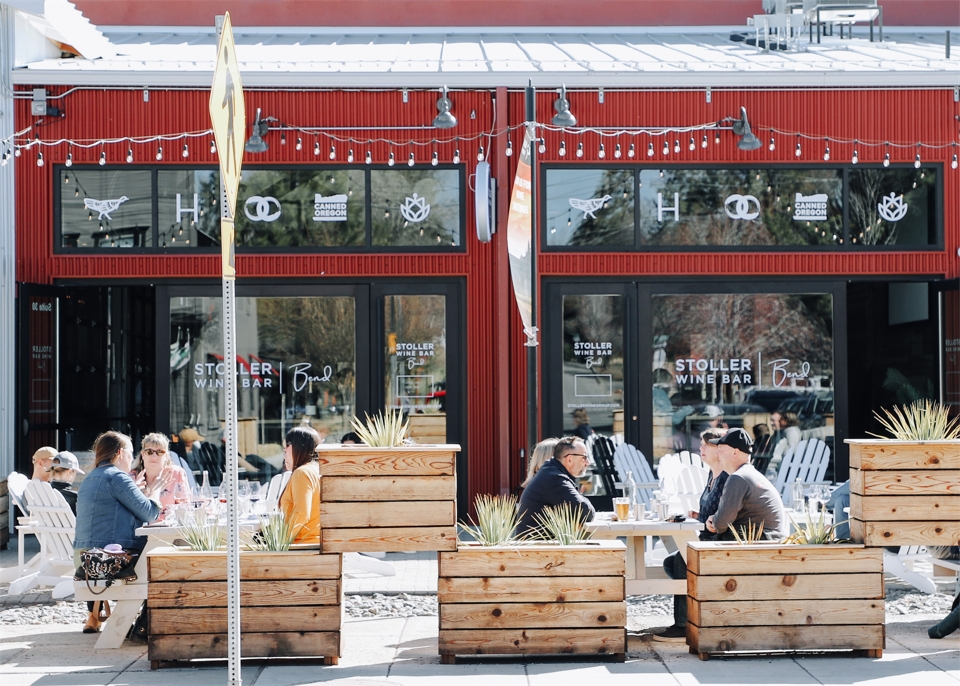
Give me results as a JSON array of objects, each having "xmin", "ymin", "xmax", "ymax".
[
  {"xmin": 877, "ymin": 192, "xmax": 908, "ymax": 223},
  {"xmin": 400, "ymin": 193, "xmax": 431, "ymax": 223}
]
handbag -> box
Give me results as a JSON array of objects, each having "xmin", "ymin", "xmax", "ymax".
[{"xmin": 76, "ymin": 547, "xmax": 139, "ymax": 595}]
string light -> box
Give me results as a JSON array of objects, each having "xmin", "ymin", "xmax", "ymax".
[
  {"xmin": 506, "ymin": 139, "xmax": 513, "ymax": 157},
  {"xmin": 431, "ymin": 151, "xmax": 439, "ymax": 166},
  {"xmin": 614, "ymin": 143, "xmax": 621, "ymax": 159},
  {"xmin": 210, "ymin": 139, "xmax": 216, "ymax": 154},
  {"xmin": 598, "ymin": 143, "xmax": 606, "ymax": 159},
  {"xmin": 576, "ymin": 142, "xmax": 584, "ymax": 158},
  {"xmin": 365, "ymin": 150, "xmax": 372, "ymax": 164},
  {"xmin": 647, "ymin": 142, "xmax": 654, "ymax": 157},
  {"xmin": 453, "ymin": 149, "xmax": 460, "ymax": 164},
  {"xmin": 688, "ymin": 137, "xmax": 695, "ymax": 151},
  {"xmin": 714, "ymin": 130, "xmax": 720, "ymax": 145},
  {"xmin": 36, "ymin": 150, "xmax": 44, "ymax": 167},
  {"xmin": 14, "ymin": 147, "xmax": 21, "ymax": 157},
  {"xmin": 795, "ymin": 136, "xmax": 801, "ymax": 157},
  {"xmin": 99, "ymin": 149, "xmax": 106, "ymax": 165},
  {"xmin": 883, "ymin": 144, "xmax": 890, "ymax": 167},
  {"xmin": 673, "ymin": 139, "xmax": 680, "ymax": 154},
  {"xmin": 295, "ymin": 136, "xmax": 302, "ymax": 151},
  {"xmin": 558, "ymin": 140, "xmax": 566, "ymax": 156},
  {"xmin": 701, "ymin": 135, "xmax": 708, "ymax": 149},
  {"xmin": 156, "ymin": 145, "xmax": 163, "ymax": 161},
  {"xmin": 914, "ymin": 146, "xmax": 921, "ymax": 168},
  {"xmin": 281, "ymin": 132, "xmax": 286, "ymax": 145},
  {"xmin": 314, "ymin": 141, "xmax": 320, "ymax": 156},
  {"xmin": 538, "ymin": 138, "xmax": 546, "ymax": 154},
  {"xmin": 126, "ymin": 147, "xmax": 134, "ymax": 163},
  {"xmin": 182, "ymin": 142, "xmax": 189, "ymax": 158},
  {"xmin": 952, "ymin": 146, "xmax": 958, "ymax": 170},
  {"xmin": 329, "ymin": 145, "xmax": 337, "ymax": 160},
  {"xmin": 851, "ymin": 144, "xmax": 858, "ymax": 165},
  {"xmin": 408, "ymin": 151, "xmax": 416, "ymax": 166},
  {"xmin": 662, "ymin": 140, "xmax": 669, "ymax": 155},
  {"xmin": 347, "ymin": 149, "xmax": 355, "ymax": 163},
  {"xmin": 388, "ymin": 151, "xmax": 395, "ymax": 166},
  {"xmin": 768, "ymin": 137, "xmax": 776, "ymax": 151},
  {"xmin": 477, "ymin": 145, "xmax": 484, "ymax": 161},
  {"xmin": 823, "ymin": 143, "xmax": 830, "ymax": 161},
  {"xmin": 628, "ymin": 143, "xmax": 635, "ymax": 158},
  {"xmin": 65, "ymin": 151, "xmax": 73, "ymax": 167}
]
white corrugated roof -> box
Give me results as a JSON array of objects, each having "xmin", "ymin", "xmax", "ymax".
[{"xmin": 11, "ymin": 25, "xmax": 960, "ymax": 88}]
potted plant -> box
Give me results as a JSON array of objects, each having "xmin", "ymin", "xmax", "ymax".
[
  {"xmin": 318, "ymin": 410, "xmax": 459, "ymax": 553},
  {"xmin": 437, "ymin": 496, "xmax": 627, "ymax": 663},
  {"xmin": 145, "ymin": 512, "xmax": 342, "ymax": 668},
  {"xmin": 845, "ymin": 399, "xmax": 960, "ymax": 547},
  {"xmin": 685, "ymin": 516, "xmax": 884, "ymax": 660}
]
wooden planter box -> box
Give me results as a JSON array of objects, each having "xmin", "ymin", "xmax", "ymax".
[
  {"xmin": 318, "ymin": 444, "xmax": 459, "ymax": 553},
  {"xmin": 846, "ymin": 439, "xmax": 960, "ymax": 547},
  {"xmin": 437, "ymin": 540, "xmax": 627, "ymax": 663},
  {"xmin": 146, "ymin": 547, "xmax": 342, "ymax": 668},
  {"xmin": 686, "ymin": 541, "xmax": 884, "ymax": 660}
]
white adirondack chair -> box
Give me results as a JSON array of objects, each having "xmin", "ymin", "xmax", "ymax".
[
  {"xmin": 674, "ymin": 464, "xmax": 710, "ymax": 514},
  {"xmin": 0, "ymin": 472, "xmax": 41, "ymax": 584},
  {"xmin": 657, "ymin": 450, "xmax": 705, "ymax": 490},
  {"xmin": 773, "ymin": 438, "xmax": 831, "ymax": 499},
  {"xmin": 612, "ymin": 443, "xmax": 657, "ymax": 507},
  {"xmin": 265, "ymin": 470, "xmax": 292, "ymax": 504},
  {"xmin": 883, "ymin": 546, "xmax": 937, "ymax": 595},
  {"xmin": 8, "ymin": 481, "xmax": 76, "ymax": 596}
]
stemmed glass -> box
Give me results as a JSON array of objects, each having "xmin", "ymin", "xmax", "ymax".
[{"xmin": 248, "ymin": 481, "xmax": 262, "ymax": 514}]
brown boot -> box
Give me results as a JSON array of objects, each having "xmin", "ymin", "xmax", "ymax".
[{"xmin": 82, "ymin": 611, "xmax": 102, "ymax": 634}]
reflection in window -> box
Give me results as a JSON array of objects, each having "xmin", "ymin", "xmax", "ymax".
[
  {"xmin": 651, "ymin": 293, "xmax": 834, "ymax": 467},
  {"xmin": 157, "ymin": 169, "xmax": 220, "ymax": 248},
  {"xmin": 371, "ymin": 169, "xmax": 460, "ymax": 247},
  {"xmin": 639, "ymin": 169, "xmax": 843, "ymax": 246},
  {"xmin": 545, "ymin": 169, "xmax": 634, "ymax": 246},
  {"xmin": 60, "ymin": 169, "xmax": 153, "ymax": 248},
  {"xmin": 170, "ymin": 296, "xmax": 356, "ymax": 483},
  {"xmin": 385, "ymin": 295, "xmax": 447, "ymax": 443},
  {"xmin": 848, "ymin": 167, "xmax": 936, "ymax": 246}
]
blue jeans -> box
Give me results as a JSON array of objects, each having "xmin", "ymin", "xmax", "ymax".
[{"xmin": 663, "ymin": 551, "xmax": 687, "ymax": 627}]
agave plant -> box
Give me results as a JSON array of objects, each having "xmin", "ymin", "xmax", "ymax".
[
  {"xmin": 350, "ymin": 410, "xmax": 408, "ymax": 447},
  {"xmin": 242, "ymin": 512, "xmax": 296, "ymax": 552},
  {"xmin": 869, "ymin": 399, "xmax": 960, "ymax": 441},
  {"xmin": 178, "ymin": 518, "xmax": 226, "ymax": 551},
  {"xmin": 459, "ymin": 494, "xmax": 521, "ymax": 546},
  {"xmin": 781, "ymin": 509, "xmax": 849, "ymax": 545},
  {"xmin": 532, "ymin": 501, "xmax": 591, "ymax": 545},
  {"xmin": 729, "ymin": 519, "xmax": 766, "ymax": 545}
]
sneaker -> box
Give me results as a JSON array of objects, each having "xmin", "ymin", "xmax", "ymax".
[{"xmin": 652, "ymin": 625, "xmax": 687, "ymax": 642}]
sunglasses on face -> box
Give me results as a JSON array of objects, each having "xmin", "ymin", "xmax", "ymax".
[{"xmin": 142, "ymin": 448, "xmax": 166, "ymax": 456}]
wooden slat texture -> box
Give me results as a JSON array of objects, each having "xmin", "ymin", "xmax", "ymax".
[
  {"xmin": 148, "ymin": 579, "xmax": 341, "ymax": 608},
  {"xmin": 439, "ymin": 602, "xmax": 625, "ymax": 630},
  {"xmin": 847, "ymin": 441, "xmax": 960, "ymax": 470},
  {"xmin": 850, "ymin": 519, "xmax": 960, "ymax": 547},
  {"xmin": 852, "ymin": 470, "xmax": 960, "ymax": 496},
  {"xmin": 438, "ymin": 576, "xmax": 625, "ymax": 604},
  {"xmin": 317, "ymin": 447, "xmax": 457, "ymax": 476},
  {"xmin": 321, "ymin": 526, "xmax": 457, "ymax": 553},
  {"xmin": 687, "ymin": 598, "xmax": 884, "ymax": 627},
  {"xmin": 320, "ymin": 500, "xmax": 455, "ymax": 528},
  {"xmin": 439, "ymin": 544, "xmax": 626, "ymax": 578},
  {"xmin": 686, "ymin": 544, "xmax": 881, "ymax": 576},
  {"xmin": 849, "ymin": 493, "xmax": 960, "ymax": 522},
  {"xmin": 688, "ymin": 623, "xmax": 884, "ymax": 653},
  {"xmin": 687, "ymin": 573, "xmax": 883, "ymax": 602},
  {"xmin": 321, "ymin": 475, "xmax": 457, "ymax": 502},
  {"xmin": 148, "ymin": 631, "xmax": 340, "ymax": 660},
  {"xmin": 438, "ymin": 628, "xmax": 625, "ymax": 655},
  {"xmin": 147, "ymin": 549, "xmax": 340, "ymax": 582},
  {"xmin": 0, "ymin": 479, "xmax": 7, "ymax": 497},
  {"xmin": 150, "ymin": 605, "xmax": 342, "ymax": 635}
]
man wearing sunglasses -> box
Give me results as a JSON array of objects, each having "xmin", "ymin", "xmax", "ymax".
[{"xmin": 516, "ymin": 436, "xmax": 596, "ymax": 535}]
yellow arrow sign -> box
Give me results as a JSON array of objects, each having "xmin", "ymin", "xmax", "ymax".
[{"xmin": 209, "ymin": 12, "xmax": 244, "ymax": 277}]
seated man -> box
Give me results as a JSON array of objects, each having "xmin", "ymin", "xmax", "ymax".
[
  {"xmin": 49, "ymin": 450, "xmax": 84, "ymax": 514},
  {"xmin": 516, "ymin": 436, "xmax": 595, "ymax": 536}
]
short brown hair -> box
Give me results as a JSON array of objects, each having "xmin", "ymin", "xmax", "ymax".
[
  {"xmin": 700, "ymin": 427, "xmax": 727, "ymax": 444},
  {"xmin": 553, "ymin": 436, "xmax": 585, "ymax": 461},
  {"xmin": 93, "ymin": 431, "xmax": 133, "ymax": 468},
  {"xmin": 285, "ymin": 426, "xmax": 320, "ymax": 471}
]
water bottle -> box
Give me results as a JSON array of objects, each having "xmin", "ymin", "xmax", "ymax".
[
  {"xmin": 200, "ymin": 470, "xmax": 213, "ymax": 504},
  {"xmin": 624, "ymin": 470, "xmax": 637, "ymax": 520},
  {"xmin": 791, "ymin": 477, "xmax": 805, "ymax": 511}
]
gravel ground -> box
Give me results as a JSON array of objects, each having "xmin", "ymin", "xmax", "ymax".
[{"xmin": 0, "ymin": 586, "xmax": 953, "ymax": 626}]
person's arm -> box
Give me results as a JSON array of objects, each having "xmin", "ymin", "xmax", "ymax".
[
  {"xmin": 281, "ymin": 469, "xmax": 317, "ymax": 540},
  {"xmin": 710, "ymin": 475, "xmax": 747, "ymax": 534},
  {"xmin": 787, "ymin": 426, "xmax": 801, "ymax": 447},
  {"xmin": 552, "ymin": 474, "xmax": 596, "ymax": 523},
  {"xmin": 110, "ymin": 470, "xmax": 162, "ymax": 523}
]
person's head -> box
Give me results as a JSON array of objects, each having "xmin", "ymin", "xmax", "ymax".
[
  {"xmin": 553, "ymin": 436, "xmax": 589, "ymax": 479},
  {"xmin": 780, "ymin": 411, "xmax": 799, "ymax": 428},
  {"xmin": 284, "ymin": 426, "xmax": 320, "ymax": 471},
  {"xmin": 703, "ymin": 404, "xmax": 723, "ymax": 428},
  {"xmin": 341, "ymin": 431, "xmax": 362, "ymax": 445},
  {"xmin": 522, "ymin": 437, "xmax": 560, "ymax": 487},
  {"xmin": 769, "ymin": 411, "xmax": 782, "ymax": 429},
  {"xmin": 699, "ymin": 428, "xmax": 727, "ymax": 469},
  {"xmin": 572, "ymin": 409, "xmax": 589, "ymax": 427},
  {"xmin": 139, "ymin": 432, "xmax": 171, "ymax": 473},
  {"xmin": 710, "ymin": 428, "xmax": 753, "ymax": 474},
  {"xmin": 31, "ymin": 446, "xmax": 58, "ymax": 481},
  {"xmin": 179, "ymin": 427, "xmax": 205, "ymax": 451},
  {"xmin": 752, "ymin": 423, "xmax": 771, "ymax": 439},
  {"xmin": 94, "ymin": 431, "xmax": 135, "ymax": 472},
  {"xmin": 49, "ymin": 451, "xmax": 84, "ymax": 484}
]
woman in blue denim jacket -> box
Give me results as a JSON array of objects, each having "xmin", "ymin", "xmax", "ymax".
[{"xmin": 74, "ymin": 431, "xmax": 170, "ymax": 635}]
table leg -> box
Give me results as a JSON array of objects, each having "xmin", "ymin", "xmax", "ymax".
[
  {"xmin": 632, "ymin": 536, "xmax": 647, "ymax": 580},
  {"xmin": 672, "ymin": 533, "xmax": 700, "ymax": 563},
  {"xmin": 94, "ymin": 599, "xmax": 140, "ymax": 649}
]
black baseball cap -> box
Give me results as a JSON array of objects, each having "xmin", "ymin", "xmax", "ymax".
[{"xmin": 709, "ymin": 427, "xmax": 753, "ymax": 454}]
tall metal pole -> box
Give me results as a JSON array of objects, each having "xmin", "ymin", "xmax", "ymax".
[
  {"xmin": 524, "ymin": 82, "xmax": 538, "ymax": 453},
  {"xmin": 0, "ymin": 6, "xmax": 16, "ymax": 479}
]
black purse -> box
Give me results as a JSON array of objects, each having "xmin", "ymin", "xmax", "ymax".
[{"xmin": 75, "ymin": 547, "xmax": 139, "ymax": 595}]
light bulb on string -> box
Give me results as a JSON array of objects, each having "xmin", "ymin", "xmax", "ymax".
[
  {"xmin": 329, "ymin": 145, "xmax": 337, "ymax": 160},
  {"xmin": 182, "ymin": 142, "xmax": 189, "ymax": 158},
  {"xmin": 576, "ymin": 142, "xmax": 584, "ymax": 158},
  {"xmin": 453, "ymin": 149, "xmax": 460, "ymax": 164},
  {"xmin": 768, "ymin": 137, "xmax": 776, "ymax": 151},
  {"xmin": 659, "ymin": 169, "xmax": 664, "ymax": 178},
  {"xmin": 14, "ymin": 147, "xmax": 21, "ymax": 157},
  {"xmin": 558, "ymin": 140, "xmax": 566, "ymax": 156},
  {"xmin": 314, "ymin": 141, "xmax": 320, "ymax": 156},
  {"xmin": 63, "ymin": 172, "xmax": 69, "ymax": 184},
  {"xmin": 914, "ymin": 148, "xmax": 921, "ymax": 168},
  {"xmin": 952, "ymin": 153, "xmax": 958, "ymax": 170},
  {"xmin": 477, "ymin": 145, "xmax": 485, "ymax": 162},
  {"xmin": 614, "ymin": 143, "xmax": 622, "ymax": 159},
  {"xmin": 714, "ymin": 130, "xmax": 720, "ymax": 145},
  {"xmin": 388, "ymin": 151, "xmax": 395, "ymax": 166},
  {"xmin": 506, "ymin": 139, "xmax": 513, "ymax": 157},
  {"xmin": 295, "ymin": 136, "xmax": 303, "ymax": 151},
  {"xmin": 210, "ymin": 139, "xmax": 217, "ymax": 154},
  {"xmin": 36, "ymin": 150, "xmax": 44, "ymax": 167},
  {"xmin": 647, "ymin": 142, "xmax": 654, "ymax": 157},
  {"xmin": 701, "ymin": 135, "xmax": 708, "ymax": 149},
  {"xmin": 628, "ymin": 143, "xmax": 635, "ymax": 158},
  {"xmin": 689, "ymin": 137, "xmax": 695, "ymax": 151},
  {"xmin": 538, "ymin": 138, "xmax": 545, "ymax": 154},
  {"xmin": 156, "ymin": 145, "xmax": 163, "ymax": 161},
  {"xmin": 347, "ymin": 149, "xmax": 355, "ymax": 163},
  {"xmin": 65, "ymin": 151, "xmax": 73, "ymax": 167},
  {"xmin": 431, "ymin": 151, "xmax": 439, "ymax": 166},
  {"xmin": 126, "ymin": 147, "xmax": 134, "ymax": 163},
  {"xmin": 795, "ymin": 136, "xmax": 801, "ymax": 157},
  {"xmin": 598, "ymin": 143, "xmax": 606, "ymax": 159},
  {"xmin": 1, "ymin": 151, "xmax": 8, "ymax": 167},
  {"xmin": 99, "ymin": 150, "xmax": 106, "ymax": 166},
  {"xmin": 851, "ymin": 147, "xmax": 859, "ymax": 165},
  {"xmin": 365, "ymin": 150, "xmax": 373, "ymax": 164},
  {"xmin": 662, "ymin": 140, "xmax": 669, "ymax": 155},
  {"xmin": 823, "ymin": 143, "xmax": 830, "ymax": 161},
  {"xmin": 673, "ymin": 139, "xmax": 680, "ymax": 154},
  {"xmin": 408, "ymin": 151, "xmax": 415, "ymax": 166},
  {"xmin": 883, "ymin": 148, "xmax": 890, "ymax": 167}
]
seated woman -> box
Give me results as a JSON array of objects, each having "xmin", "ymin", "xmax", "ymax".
[
  {"xmin": 132, "ymin": 433, "xmax": 188, "ymax": 513},
  {"xmin": 49, "ymin": 451, "xmax": 85, "ymax": 514},
  {"xmin": 280, "ymin": 426, "xmax": 322, "ymax": 545},
  {"xmin": 75, "ymin": 431, "xmax": 170, "ymax": 636},
  {"xmin": 521, "ymin": 437, "xmax": 559, "ymax": 488}
]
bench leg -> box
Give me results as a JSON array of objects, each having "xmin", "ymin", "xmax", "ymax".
[
  {"xmin": 150, "ymin": 660, "xmax": 160, "ymax": 670},
  {"xmin": 94, "ymin": 599, "xmax": 140, "ymax": 649}
]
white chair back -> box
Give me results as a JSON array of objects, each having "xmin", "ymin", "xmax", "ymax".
[
  {"xmin": 676, "ymin": 465, "xmax": 709, "ymax": 494},
  {"xmin": 677, "ymin": 450, "xmax": 705, "ymax": 470},
  {"xmin": 266, "ymin": 470, "xmax": 292, "ymax": 503},
  {"xmin": 656, "ymin": 453, "xmax": 682, "ymax": 487},
  {"xmin": 9, "ymin": 481, "xmax": 77, "ymax": 595},
  {"xmin": 612, "ymin": 443, "xmax": 656, "ymax": 507},
  {"xmin": 773, "ymin": 438, "xmax": 831, "ymax": 498},
  {"xmin": 6, "ymin": 471, "xmax": 30, "ymax": 534}
]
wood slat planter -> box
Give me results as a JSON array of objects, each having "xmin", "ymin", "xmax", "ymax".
[
  {"xmin": 437, "ymin": 540, "xmax": 627, "ymax": 663},
  {"xmin": 146, "ymin": 547, "xmax": 342, "ymax": 668},
  {"xmin": 686, "ymin": 541, "xmax": 884, "ymax": 660},
  {"xmin": 317, "ymin": 444, "xmax": 459, "ymax": 553},
  {"xmin": 846, "ymin": 439, "xmax": 960, "ymax": 547}
]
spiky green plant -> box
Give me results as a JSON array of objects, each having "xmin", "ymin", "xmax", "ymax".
[
  {"xmin": 532, "ymin": 501, "xmax": 591, "ymax": 545},
  {"xmin": 178, "ymin": 519, "xmax": 226, "ymax": 551},
  {"xmin": 350, "ymin": 410, "xmax": 408, "ymax": 447},
  {"xmin": 242, "ymin": 512, "xmax": 296, "ymax": 552},
  {"xmin": 781, "ymin": 509, "xmax": 849, "ymax": 545},
  {"xmin": 869, "ymin": 399, "xmax": 960, "ymax": 441},
  {"xmin": 729, "ymin": 519, "xmax": 765, "ymax": 545},
  {"xmin": 459, "ymin": 494, "xmax": 521, "ymax": 546}
]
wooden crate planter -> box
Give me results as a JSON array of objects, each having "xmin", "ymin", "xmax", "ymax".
[
  {"xmin": 318, "ymin": 444, "xmax": 459, "ymax": 553},
  {"xmin": 686, "ymin": 541, "xmax": 885, "ymax": 660},
  {"xmin": 437, "ymin": 540, "xmax": 627, "ymax": 663},
  {"xmin": 146, "ymin": 547, "xmax": 342, "ymax": 668},
  {"xmin": 846, "ymin": 439, "xmax": 960, "ymax": 547}
]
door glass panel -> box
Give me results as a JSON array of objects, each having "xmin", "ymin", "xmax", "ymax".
[
  {"xmin": 170, "ymin": 295, "xmax": 356, "ymax": 482},
  {"xmin": 384, "ymin": 295, "xmax": 447, "ymax": 443},
  {"xmin": 23, "ymin": 292, "xmax": 58, "ymax": 464},
  {"xmin": 652, "ymin": 293, "xmax": 834, "ymax": 474}
]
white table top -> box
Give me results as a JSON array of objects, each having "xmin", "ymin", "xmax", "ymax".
[{"xmin": 586, "ymin": 514, "xmax": 705, "ymax": 534}]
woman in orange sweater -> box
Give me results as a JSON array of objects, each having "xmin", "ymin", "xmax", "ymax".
[{"xmin": 279, "ymin": 426, "xmax": 321, "ymax": 544}]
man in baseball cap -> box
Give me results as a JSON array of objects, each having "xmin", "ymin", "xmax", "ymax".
[
  {"xmin": 51, "ymin": 451, "xmax": 85, "ymax": 474},
  {"xmin": 705, "ymin": 428, "xmax": 784, "ymax": 541},
  {"xmin": 31, "ymin": 446, "xmax": 58, "ymax": 482},
  {"xmin": 49, "ymin": 451, "xmax": 83, "ymax": 513}
]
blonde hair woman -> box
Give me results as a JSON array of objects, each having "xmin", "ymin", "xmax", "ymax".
[
  {"xmin": 133, "ymin": 433, "xmax": 188, "ymax": 508},
  {"xmin": 521, "ymin": 437, "xmax": 560, "ymax": 488}
]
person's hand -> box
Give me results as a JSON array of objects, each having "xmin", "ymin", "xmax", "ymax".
[
  {"xmin": 706, "ymin": 515, "xmax": 717, "ymax": 533},
  {"xmin": 146, "ymin": 465, "xmax": 174, "ymax": 500},
  {"xmin": 688, "ymin": 510, "xmax": 699, "ymax": 519},
  {"xmin": 134, "ymin": 471, "xmax": 148, "ymax": 493}
]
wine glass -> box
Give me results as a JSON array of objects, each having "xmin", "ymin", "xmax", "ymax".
[{"xmin": 248, "ymin": 481, "xmax": 262, "ymax": 514}]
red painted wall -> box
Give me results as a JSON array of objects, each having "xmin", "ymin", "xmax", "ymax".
[{"xmin": 15, "ymin": 86, "xmax": 960, "ymax": 502}]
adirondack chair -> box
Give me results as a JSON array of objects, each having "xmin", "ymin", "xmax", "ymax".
[
  {"xmin": 674, "ymin": 464, "xmax": 710, "ymax": 515},
  {"xmin": 773, "ymin": 438, "xmax": 831, "ymax": 499},
  {"xmin": 656, "ymin": 450, "xmax": 705, "ymax": 489},
  {"xmin": 8, "ymin": 481, "xmax": 76, "ymax": 596},
  {"xmin": 0, "ymin": 472, "xmax": 40, "ymax": 582},
  {"xmin": 265, "ymin": 470, "xmax": 292, "ymax": 504},
  {"xmin": 611, "ymin": 443, "xmax": 657, "ymax": 507},
  {"xmin": 883, "ymin": 546, "xmax": 937, "ymax": 595},
  {"xmin": 588, "ymin": 435, "xmax": 620, "ymax": 498}
]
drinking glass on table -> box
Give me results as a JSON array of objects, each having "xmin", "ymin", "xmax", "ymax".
[
  {"xmin": 248, "ymin": 481, "xmax": 262, "ymax": 514},
  {"xmin": 613, "ymin": 497, "xmax": 630, "ymax": 522}
]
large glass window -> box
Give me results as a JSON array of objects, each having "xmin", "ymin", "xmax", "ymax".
[
  {"xmin": 371, "ymin": 169, "xmax": 461, "ymax": 247},
  {"xmin": 157, "ymin": 169, "xmax": 221, "ymax": 248},
  {"xmin": 545, "ymin": 168, "xmax": 635, "ymax": 247},
  {"xmin": 848, "ymin": 168, "xmax": 936, "ymax": 246},
  {"xmin": 60, "ymin": 169, "xmax": 153, "ymax": 248}
]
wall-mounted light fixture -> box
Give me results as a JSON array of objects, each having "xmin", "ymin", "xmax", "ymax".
[
  {"xmin": 432, "ymin": 86, "xmax": 457, "ymax": 129},
  {"xmin": 732, "ymin": 106, "xmax": 761, "ymax": 151},
  {"xmin": 552, "ymin": 85, "xmax": 577, "ymax": 127}
]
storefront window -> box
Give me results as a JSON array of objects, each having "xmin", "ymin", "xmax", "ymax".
[
  {"xmin": 384, "ymin": 295, "xmax": 447, "ymax": 443},
  {"xmin": 848, "ymin": 167, "xmax": 936, "ymax": 246},
  {"xmin": 371, "ymin": 169, "xmax": 461, "ymax": 247},
  {"xmin": 545, "ymin": 168, "xmax": 635, "ymax": 246},
  {"xmin": 652, "ymin": 293, "xmax": 834, "ymax": 468},
  {"xmin": 59, "ymin": 169, "xmax": 153, "ymax": 248},
  {"xmin": 157, "ymin": 169, "xmax": 221, "ymax": 248},
  {"xmin": 170, "ymin": 295, "xmax": 356, "ymax": 479}
]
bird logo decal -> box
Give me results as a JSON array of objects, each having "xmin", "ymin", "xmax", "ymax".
[
  {"xmin": 83, "ymin": 196, "xmax": 130, "ymax": 220},
  {"xmin": 569, "ymin": 195, "xmax": 612, "ymax": 219}
]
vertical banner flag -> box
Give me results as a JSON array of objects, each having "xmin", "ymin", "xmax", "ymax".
[{"xmin": 506, "ymin": 124, "xmax": 538, "ymax": 347}]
